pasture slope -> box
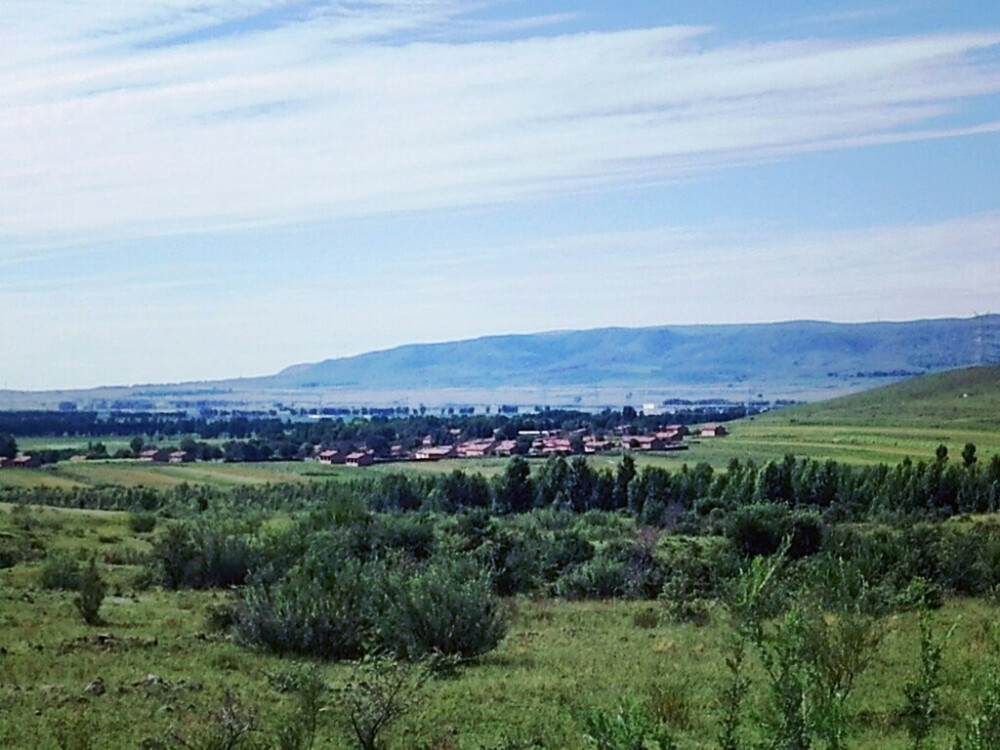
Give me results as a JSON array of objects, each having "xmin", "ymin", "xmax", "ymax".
[{"xmin": 700, "ymin": 364, "xmax": 1000, "ymax": 467}]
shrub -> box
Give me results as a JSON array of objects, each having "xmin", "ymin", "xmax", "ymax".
[
  {"xmin": 235, "ymin": 557, "xmax": 377, "ymax": 660},
  {"xmin": 382, "ymin": 555, "xmax": 507, "ymax": 660},
  {"xmin": 339, "ymin": 655, "xmax": 428, "ymax": 750},
  {"xmin": 724, "ymin": 504, "xmax": 826, "ymax": 559},
  {"xmin": 153, "ymin": 520, "xmax": 261, "ymax": 589},
  {"xmin": 555, "ymin": 556, "xmax": 633, "ymax": 600},
  {"xmin": 39, "ymin": 554, "xmax": 83, "ymax": 590},
  {"xmin": 74, "ymin": 557, "xmax": 107, "ymax": 625},
  {"xmin": 128, "ymin": 512, "xmax": 157, "ymax": 534}
]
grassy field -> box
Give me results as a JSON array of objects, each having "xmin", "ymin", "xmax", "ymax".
[{"xmin": 2, "ymin": 502, "xmax": 999, "ymax": 750}]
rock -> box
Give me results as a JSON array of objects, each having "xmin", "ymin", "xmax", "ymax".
[{"xmin": 84, "ymin": 677, "xmax": 106, "ymax": 696}]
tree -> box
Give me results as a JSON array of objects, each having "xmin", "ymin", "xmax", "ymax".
[
  {"xmin": 129, "ymin": 435, "xmax": 145, "ymax": 456},
  {"xmin": 496, "ymin": 456, "xmax": 532, "ymax": 513},
  {"xmin": 935, "ymin": 444, "xmax": 949, "ymax": 463},
  {"xmin": 614, "ymin": 454, "xmax": 636, "ymax": 509},
  {"xmin": 962, "ymin": 443, "xmax": 977, "ymax": 468},
  {"xmin": 0, "ymin": 433, "xmax": 17, "ymax": 460}
]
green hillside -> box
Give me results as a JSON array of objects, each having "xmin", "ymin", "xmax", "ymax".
[
  {"xmin": 760, "ymin": 364, "xmax": 1000, "ymax": 430},
  {"xmin": 678, "ymin": 366, "xmax": 1000, "ymax": 468}
]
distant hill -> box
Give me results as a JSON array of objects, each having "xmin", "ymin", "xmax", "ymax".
[
  {"xmin": 5, "ymin": 315, "xmax": 1000, "ymax": 411},
  {"xmin": 262, "ymin": 315, "xmax": 1000, "ymax": 391},
  {"xmin": 752, "ymin": 364, "xmax": 1000, "ymax": 430}
]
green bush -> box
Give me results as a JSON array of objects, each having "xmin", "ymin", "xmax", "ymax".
[
  {"xmin": 74, "ymin": 558, "xmax": 106, "ymax": 625},
  {"xmin": 382, "ymin": 555, "xmax": 507, "ymax": 660},
  {"xmin": 153, "ymin": 520, "xmax": 261, "ymax": 589},
  {"xmin": 555, "ymin": 556, "xmax": 633, "ymax": 600},
  {"xmin": 39, "ymin": 554, "xmax": 83, "ymax": 590},
  {"xmin": 128, "ymin": 511, "xmax": 157, "ymax": 534},
  {"xmin": 235, "ymin": 557, "xmax": 377, "ymax": 660},
  {"xmin": 724, "ymin": 504, "xmax": 826, "ymax": 559}
]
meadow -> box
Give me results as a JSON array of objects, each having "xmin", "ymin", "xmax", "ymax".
[{"xmin": 3, "ymin": 502, "xmax": 1000, "ymax": 750}]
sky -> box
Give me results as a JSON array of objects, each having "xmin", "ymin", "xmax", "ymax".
[{"xmin": 2, "ymin": 1, "xmax": 999, "ymax": 391}]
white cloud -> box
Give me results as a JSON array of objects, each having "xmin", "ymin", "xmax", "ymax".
[
  {"xmin": 1, "ymin": 3, "xmax": 999, "ymax": 249},
  {"xmin": 3, "ymin": 212, "xmax": 998, "ymax": 390}
]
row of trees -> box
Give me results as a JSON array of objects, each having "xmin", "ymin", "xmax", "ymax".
[
  {"xmin": 0, "ymin": 405, "xmax": 762, "ymax": 446},
  {"xmin": 4, "ymin": 448, "xmax": 1000, "ymax": 523}
]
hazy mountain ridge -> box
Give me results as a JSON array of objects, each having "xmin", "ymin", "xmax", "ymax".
[{"xmin": 264, "ymin": 316, "xmax": 1000, "ymax": 390}]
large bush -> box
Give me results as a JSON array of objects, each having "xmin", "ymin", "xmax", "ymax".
[
  {"xmin": 724, "ymin": 504, "xmax": 826, "ymax": 559},
  {"xmin": 235, "ymin": 543, "xmax": 506, "ymax": 661},
  {"xmin": 381, "ymin": 555, "xmax": 507, "ymax": 660},
  {"xmin": 153, "ymin": 520, "xmax": 262, "ymax": 589},
  {"xmin": 235, "ymin": 559, "xmax": 377, "ymax": 660}
]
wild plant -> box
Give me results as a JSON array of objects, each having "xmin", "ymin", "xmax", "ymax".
[
  {"xmin": 338, "ymin": 655, "xmax": 428, "ymax": 750},
  {"xmin": 74, "ymin": 556, "xmax": 107, "ymax": 626},
  {"xmin": 900, "ymin": 610, "xmax": 957, "ymax": 750},
  {"xmin": 580, "ymin": 698, "xmax": 677, "ymax": 750}
]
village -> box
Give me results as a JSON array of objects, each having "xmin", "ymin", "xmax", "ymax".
[
  {"xmin": 0, "ymin": 423, "xmax": 729, "ymax": 470},
  {"xmin": 309, "ymin": 422, "xmax": 728, "ymax": 468}
]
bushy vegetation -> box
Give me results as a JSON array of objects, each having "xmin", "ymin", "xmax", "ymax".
[{"xmin": 5, "ymin": 433, "xmax": 1000, "ymax": 748}]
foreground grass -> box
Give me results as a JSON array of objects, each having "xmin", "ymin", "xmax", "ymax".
[{"xmin": 3, "ymin": 504, "xmax": 999, "ymax": 749}]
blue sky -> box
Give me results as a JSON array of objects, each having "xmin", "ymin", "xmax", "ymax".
[{"xmin": 1, "ymin": 1, "xmax": 999, "ymax": 390}]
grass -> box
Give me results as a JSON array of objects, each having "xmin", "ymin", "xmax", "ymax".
[{"xmin": 3, "ymin": 503, "xmax": 1000, "ymax": 749}]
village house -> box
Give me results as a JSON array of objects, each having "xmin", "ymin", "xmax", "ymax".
[
  {"xmin": 345, "ymin": 451, "xmax": 375, "ymax": 467},
  {"xmin": 168, "ymin": 451, "xmax": 194, "ymax": 464},
  {"xmin": 456, "ymin": 439, "xmax": 497, "ymax": 458},
  {"xmin": 583, "ymin": 435, "xmax": 613, "ymax": 453},
  {"xmin": 621, "ymin": 435, "xmax": 667, "ymax": 451},
  {"xmin": 414, "ymin": 445, "xmax": 457, "ymax": 461},
  {"xmin": 700, "ymin": 424, "xmax": 729, "ymax": 437},
  {"xmin": 316, "ymin": 449, "xmax": 345, "ymax": 465},
  {"xmin": 492, "ymin": 440, "xmax": 519, "ymax": 457},
  {"xmin": 535, "ymin": 436, "xmax": 573, "ymax": 455},
  {"xmin": 11, "ymin": 454, "xmax": 41, "ymax": 468}
]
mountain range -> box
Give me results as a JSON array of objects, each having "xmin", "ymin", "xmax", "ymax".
[
  {"xmin": 4, "ymin": 315, "xmax": 999, "ymax": 410},
  {"xmin": 262, "ymin": 315, "xmax": 1000, "ymax": 390}
]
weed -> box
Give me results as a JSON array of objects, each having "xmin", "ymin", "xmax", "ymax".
[
  {"xmin": 953, "ymin": 668, "xmax": 1000, "ymax": 749},
  {"xmin": 580, "ymin": 698, "xmax": 677, "ymax": 750},
  {"xmin": 339, "ymin": 654, "xmax": 429, "ymax": 750}
]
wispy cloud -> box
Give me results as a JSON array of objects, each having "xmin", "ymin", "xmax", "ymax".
[
  {"xmin": 2, "ymin": 2, "xmax": 999, "ymax": 249},
  {"xmin": 4, "ymin": 211, "xmax": 997, "ymax": 389}
]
